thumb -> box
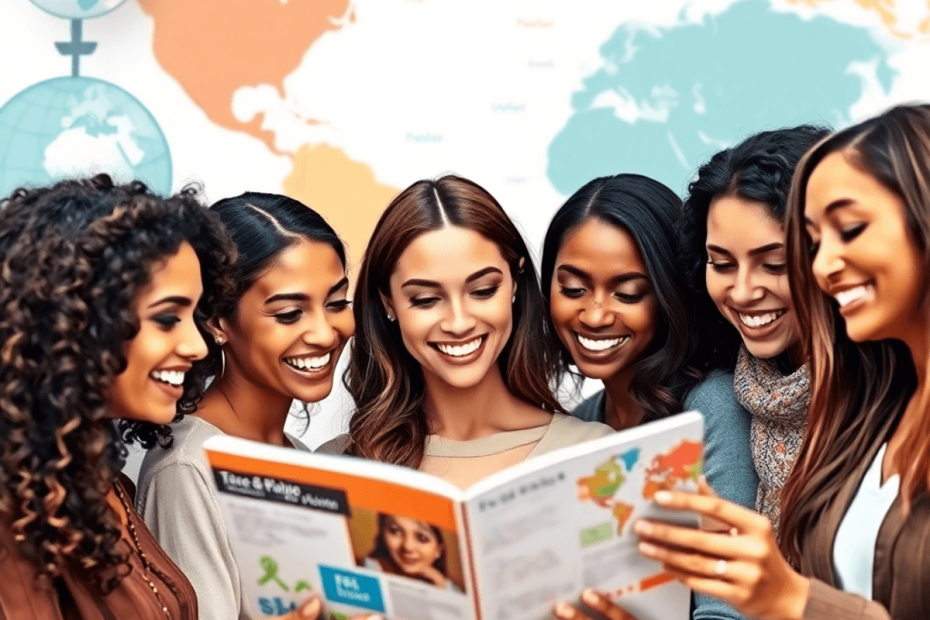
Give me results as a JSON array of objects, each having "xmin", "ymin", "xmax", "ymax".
[{"xmin": 281, "ymin": 596, "xmax": 321, "ymax": 620}]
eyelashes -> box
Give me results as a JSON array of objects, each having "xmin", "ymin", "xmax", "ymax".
[{"xmin": 409, "ymin": 285, "xmax": 502, "ymax": 309}]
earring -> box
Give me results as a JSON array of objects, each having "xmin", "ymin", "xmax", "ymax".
[
  {"xmin": 386, "ymin": 312, "xmax": 395, "ymax": 322},
  {"xmin": 215, "ymin": 337, "xmax": 226, "ymax": 378},
  {"xmin": 215, "ymin": 337, "xmax": 224, "ymax": 345},
  {"xmin": 512, "ymin": 294, "xmax": 516, "ymax": 304}
]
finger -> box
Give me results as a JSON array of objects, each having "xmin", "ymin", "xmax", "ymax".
[
  {"xmin": 638, "ymin": 540, "xmax": 743, "ymax": 581},
  {"xmin": 665, "ymin": 568, "xmax": 743, "ymax": 604},
  {"xmin": 580, "ymin": 589, "xmax": 640, "ymax": 620},
  {"xmin": 634, "ymin": 520, "xmax": 757, "ymax": 559},
  {"xmin": 279, "ymin": 596, "xmax": 322, "ymax": 620},
  {"xmin": 697, "ymin": 476, "xmax": 718, "ymax": 498},
  {"xmin": 652, "ymin": 490, "xmax": 770, "ymax": 534},
  {"xmin": 554, "ymin": 601, "xmax": 597, "ymax": 620}
]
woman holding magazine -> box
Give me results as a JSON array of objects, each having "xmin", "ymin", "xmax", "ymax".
[
  {"xmin": 560, "ymin": 104, "xmax": 930, "ymax": 620},
  {"xmin": 137, "ymin": 192, "xmax": 357, "ymax": 620},
  {"xmin": 319, "ymin": 175, "xmax": 613, "ymax": 487}
]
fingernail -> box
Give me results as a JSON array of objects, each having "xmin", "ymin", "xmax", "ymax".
[
  {"xmin": 654, "ymin": 491, "xmax": 673, "ymax": 504},
  {"xmin": 581, "ymin": 588, "xmax": 600, "ymax": 605},
  {"xmin": 554, "ymin": 602, "xmax": 575, "ymax": 619},
  {"xmin": 634, "ymin": 520, "xmax": 651, "ymax": 535},
  {"xmin": 639, "ymin": 542, "xmax": 657, "ymax": 556},
  {"xmin": 301, "ymin": 598, "xmax": 321, "ymax": 619}
]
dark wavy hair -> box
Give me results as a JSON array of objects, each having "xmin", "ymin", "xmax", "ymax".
[
  {"xmin": 780, "ymin": 105, "xmax": 930, "ymax": 565},
  {"xmin": 369, "ymin": 513, "xmax": 447, "ymax": 578},
  {"xmin": 181, "ymin": 191, "xmax": 347, "ymax": 387},
  {"xmin": 679, "ymin": 125, "xmax": 831, "ymax": 371},
  {"xmin": 344, "ymin": 175, "xmax": 566, "ymax": 467},
  {"xmin": 0, "ymin": 174, "xmax": 235, "ymax": 593},
  {"xmin": 540, "ymin": 173, "xmax": 698, "ymax": 421}
]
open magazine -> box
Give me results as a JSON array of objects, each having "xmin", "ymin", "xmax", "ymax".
[{"xmin": 203, "ymin": 411, "xmax": 704, "ymax": 620}]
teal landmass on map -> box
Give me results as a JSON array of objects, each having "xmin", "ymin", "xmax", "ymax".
[{"xmin": 547, "ymin": 0, "xmax": 894, "ymax": 195}]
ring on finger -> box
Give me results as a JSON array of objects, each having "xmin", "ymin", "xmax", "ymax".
[{"xmin": 714, "ymin": 559, "xmax": 727, "ymax": 578}]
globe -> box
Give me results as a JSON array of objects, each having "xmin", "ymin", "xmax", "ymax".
[
  {"xmin": 0, "ymin": 76, "xmax": 172, "ymax": 198},
  {"xmin": 28, "ymin": 0, "xmax": 128, "ymax": 20}
]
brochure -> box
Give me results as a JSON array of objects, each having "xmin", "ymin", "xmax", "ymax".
[{"xmin": 203, "ymin": 411, "xmax": 704, "ymax": 620}]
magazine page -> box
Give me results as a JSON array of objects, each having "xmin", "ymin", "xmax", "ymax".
[
  {"xmin": 461, "ymin": 411, "xmax": 704, "ymax": 620},
  {"xmin": 203, "ymin": 437, "xmax": 476, "ymax": 620}
]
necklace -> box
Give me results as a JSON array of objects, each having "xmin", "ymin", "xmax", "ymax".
[{"xmin": 113, "ymin": 481, "xmax": 175, "ymax": 619}]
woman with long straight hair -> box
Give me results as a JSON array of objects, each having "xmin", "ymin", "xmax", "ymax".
[
  {"xmin": 321, "ymin": 175, "xmax": 612, "ymax": 487},
  {"xmin": 570, "ymin": 104, "xmax": 930, "ymax": 620}
]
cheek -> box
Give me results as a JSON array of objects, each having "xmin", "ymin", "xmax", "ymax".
[
  {"xmin": 772, "ymin": 275, "xmax": 795, "ymax": 309},
  {"xmin": 704, "ymin": 269, "xmax": 728, "ymax": 309},
  {"xmin": 548, "ymin": 296, "xmax": 576, "ymax": 332}
]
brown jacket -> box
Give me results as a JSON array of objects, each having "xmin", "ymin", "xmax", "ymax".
[
  {"xmin": 0, "ymin": 477, "xmax": 197, "ymax": 619},
  {"xmin": 799, "ymin": 427, "xmax": 930, "ymax": 620}
]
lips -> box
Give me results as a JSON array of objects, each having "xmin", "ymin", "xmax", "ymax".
[
  {"xmin": 284, "ymin": 351, "xmax": 333, "ymax": 376},
  {"xmin": 430, "ymin": 335, "xmax": 487, "ymax": 358},
  {"xmin": 151, "ymin": 369, "xmax": 185, "ymax": 387},
  {"xmin": 737, "ymin": 309, "xmax": 786, "ymax": 328},
  {"xmin": 834, "ymin": 283, "xmax": 873, "ymax": 309},
  {"xmin": 576, "ymin": 333, "xmax": 629, "ymax": 352}
]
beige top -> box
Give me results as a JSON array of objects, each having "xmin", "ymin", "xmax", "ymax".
[{"xmin": 318, "ymin": 413, "xmax": 613, "ymax": 488}]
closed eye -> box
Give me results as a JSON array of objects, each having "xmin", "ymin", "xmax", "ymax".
[
  {"xmin": 472, "ymin": 285, "xmax": 500, "ymax": 299},
  {"xmin": 275, "ymin": 309, "xmax": 302, "ymax": 324},
  {"xmin": 841, "ymin": 223, "xmax": 866, "ymax": 242},
  {"xmin": 559, "ymin": 286, "xmax": 586, "ymax": 298}
]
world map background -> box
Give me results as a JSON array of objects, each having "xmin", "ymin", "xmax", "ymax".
[{"xmin": 1, "ymin": 0, "xmax": 929, "ymax": 451}]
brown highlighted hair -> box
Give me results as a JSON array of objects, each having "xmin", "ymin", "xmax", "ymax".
[
  {"xmin": 780, "ymin": 104, "xmax": 930, "ymax": 564},
  {"xmin": 344, "ymin": 175, "xmax": 565, "ymax": 467},
  {"xmin": 0, "ymin": 175, "xmax": 235, "ymax": 592}
]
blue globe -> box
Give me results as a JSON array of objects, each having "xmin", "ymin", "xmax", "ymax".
[
  {"xmin": 29, "ymin": 0, "xmax": 128, "ymax": 20},
  {"xmin": 0, "ymin": 76, "xmax": 171, "ymax": 198}
]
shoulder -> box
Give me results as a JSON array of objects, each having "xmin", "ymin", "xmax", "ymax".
[
  {"xmin": 316, "ymin": 434, "xmax": 350, "ymax": 455},
  {"xmin": 572, "ymin": 389, "xmax": 606, "ymax": 423},
  {"xmin": 137, "ymin": 417, "xmax": 222, "ymax": 509},
  {"xmin": 0, "ymin": 523, "xmax": 62, "ymax": 617},
  {"xmin": 535, "ymin": 413, "xmax": 614, "ymax": 455},
  {"xmin": 684, "ymin": 371, "xmax": 749, "ymax": 424}
]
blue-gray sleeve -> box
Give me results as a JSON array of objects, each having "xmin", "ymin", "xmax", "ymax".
[{"xmin": 684, "ymin": 372, "xmax": 757, "ymax": 620}]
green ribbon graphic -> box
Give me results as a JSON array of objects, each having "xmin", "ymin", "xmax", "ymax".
[{"xmin": 258, "ymin": 556, "xmax": 289, "ymax": 592}]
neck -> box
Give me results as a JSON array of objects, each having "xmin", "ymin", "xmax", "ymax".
[
  {"xmin": 422, "ymin": 363, "xmax": 525, "ymax": 440},
  {"xmin": 198, "ymin": 370, "xmax": 294, "ymax": 446},
  {"xmin": 601, "ymin": 368, "xmax": 644, "ymax": 431}
]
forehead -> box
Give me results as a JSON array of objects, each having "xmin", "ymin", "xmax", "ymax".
[
  {"xmin": 140, "ymin": 241, "xmax": 202, "ymax": 301},
  {"xmin": 805, "ymin": 151, "xmax": 875, "ymax": 221},
  {"xmin": 248, "ymin": 239, "xmax": 344, "ymax": 297},
  {"xmin": 392, "ymin": 226, "xmax": 508, "ymax": 282},
  {"xmin": 556, "ymin": 218, "xmax": 645, "ymax": 273},
  {"xmin": 707, "ymin": 195, "xmax": 784, "ymax": 248}
]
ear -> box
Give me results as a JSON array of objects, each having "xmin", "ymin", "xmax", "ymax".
[
  {"xmin": 206, "ymin": 316, "xmax": 229, "ymax": 345},
  {"xmin": 379, "ymin": 292, "xmax": 396, "ymax": 319}
]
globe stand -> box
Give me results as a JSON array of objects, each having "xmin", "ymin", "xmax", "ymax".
[{"xmin": 55, "ymin": 19, "xmax": 96, "ymax": 77}]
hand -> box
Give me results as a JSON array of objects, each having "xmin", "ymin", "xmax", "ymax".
[
  {"xmin": 554, "ymin": 588, "xmax": 641, "ymax": 620},
  {"xmin": 633, "ymin": 489, "xmax": 810, "ymax": 620},
  {"xmin": 278, "ymin": 595, "xmax": 383, "ymax": 620}
]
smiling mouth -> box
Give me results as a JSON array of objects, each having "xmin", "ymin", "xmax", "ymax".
[
  {"xmin": 736, "ymin": 309, "xmax": 786, "ymax": 328},
  {"xmin": 575, "ymin": 333, "xmax": 629, "ymax": 352},
  {"xmin": 284, "ymin": 351, "xmax": 332, "ymax": 372},
  {"xmin": 151, "ymin": 369, "xmax": 185, "ymax": 387},
  {"xmin": 835, "ymin": 283, "xmax": 874, "ymax": 308},
  {"xmin": 431, "ymin": 335, "xmax": 486, "ymax": 357}
]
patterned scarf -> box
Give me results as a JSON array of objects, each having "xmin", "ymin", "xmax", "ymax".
[{"xmin": 733, "ymin": 345, "xmax": 810, "ymax": 536}]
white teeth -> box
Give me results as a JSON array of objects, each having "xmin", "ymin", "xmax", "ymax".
[
  {"xmin": 152, "ymin": 370, "xmax": 184, "ymax": 386},
  {"xmin": 835, "ymin": 285, "xmax": 872, "ymax": 308},
  {"xmin": 738, "ymin": 311, "xmax": 783, "ymax": 328},
  {"xmin": 576, "ymin": 334, "xmax": 626, "ymax": 352},
  {"xmin": 436, "ymin": 337, "xmax": 482, "ymax": 357},
  {"xmin": 286, "ymin": 352, "xmax": 331, "ymax": 371}
]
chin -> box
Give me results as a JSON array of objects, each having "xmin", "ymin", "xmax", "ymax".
[{"xmin": 741, "ymin": 341, "xmax": 790, "ymax": 361}]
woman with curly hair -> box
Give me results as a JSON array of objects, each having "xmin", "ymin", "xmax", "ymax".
[
  {"xmin": 0, "ymin": 174, "xmax": 235, "ymax": 618},
  {"xmin": 320, "ymin": 175, "xmax": 612, "ymax": 487},
  {"xmin": 137, "ymin": 192, "xmax": 355, "ymax": 620}
]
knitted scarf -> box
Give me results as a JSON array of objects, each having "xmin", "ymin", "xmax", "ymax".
[{"xmin": 733, "ymin": 345, "xmax": 810, "ymax": 536}]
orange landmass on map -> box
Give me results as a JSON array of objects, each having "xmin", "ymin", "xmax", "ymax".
[
  {"xmin": 283, "ymin": 145, "xmax": 398, "ymax": 269},
  {"xmin": 137, "ymin": 0, "xmax": 352, "ymax": 145},
  {"xmin": 643, "ymin": 440, "xmax": 702, "ymax": 499},
  {"xmin": 785, "ymin": 0, "xmax": 925, "ymax": 38}
]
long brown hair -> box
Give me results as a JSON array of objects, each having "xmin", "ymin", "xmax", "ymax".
[
  {"xmin": 344, "ymin": 175, "xmax": 565, "ymax": 467},
  {"xmin": 780, "ymin": 104, "xmax": 930, "ymax": 564}
]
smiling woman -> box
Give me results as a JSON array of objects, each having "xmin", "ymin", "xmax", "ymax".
[
  {"xmin": 137, "ymin": 192, "xmax": 355, "ymax": 620},
  {"xmin": 320, "ymin": 175, "xmax": 612, "ymax": 488}
]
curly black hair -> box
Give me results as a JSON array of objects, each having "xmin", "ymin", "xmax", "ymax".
[
  {"xmin": 678, "ymin": 125, "xmax": 830, "ymax": 372},
  {"xmin": 0, "ymin": 174, "xmax": 235, "ymax": 593}
]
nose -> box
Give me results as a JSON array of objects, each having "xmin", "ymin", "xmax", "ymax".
[
  {"xmin": 439, "ymin": 297, "xmax": 477, "ymax": 335},
  {"xmin": 811, "ymin": 235, "xmax": 843, "ymax": 286},
  {"xmin": 178, "ymin": 317, "xmax": 209, "ymax": 361},
  {"xmin": 301, "ymin": 309, "xmax": 338, "ymax": 349},
  {"xmin": 402, "ymin": 533, "xmax": 416, "ymax": 552},
  {"xmin": 729, "ymin": 266, "xmax": 764, "ymax": 305},
  {"xmin": 579, "ymin": 295, "xmax": 615, "ymax": 329}
]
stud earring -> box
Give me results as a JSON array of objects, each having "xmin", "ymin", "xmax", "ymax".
[
  {"xmin": 386, "ymin": 312, "xmax": 395, "ymax": 322},
  {"xmin": 512, "ymin": 294, "xmax": 516, "ymax": 304},
  {"xmin": 215, "ymin": 337, "xmax": 224, "ymax": 346}
]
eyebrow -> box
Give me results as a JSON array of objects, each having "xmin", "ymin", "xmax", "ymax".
[
  {"xmin": 804, "ymin": 198, "xmax": 855, "ymax": 226},
  {"xmin": 264, "ymin": 277, "xmax": 349, "ymax": 305},
  {"xmin": 556, "ymin": 264, "xmax": 647, "ymax": 285},
  {"xmin": 401, "ymin": 266, "xmax": 503, "ymax": 289},
  {"xmin": 148, "ymin": 295, "xmax": 194, "ymax": 309},
  {"xmin": 706, "ymin": 243, "xmax": 784, "ymax": 257}
]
